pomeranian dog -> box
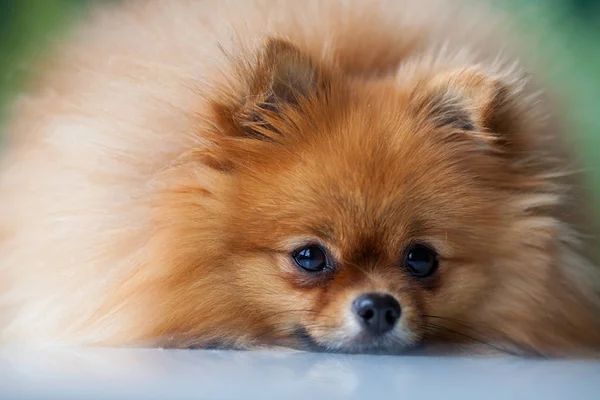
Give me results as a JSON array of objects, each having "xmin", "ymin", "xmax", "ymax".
[{"xmin": 0, "ymin": 0, "xmax": 599, "ymax": 357}]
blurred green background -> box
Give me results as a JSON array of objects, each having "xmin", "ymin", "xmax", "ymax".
[{"xmin": 0, "ymin": 0, "xmax": 599, "ymax": 208}]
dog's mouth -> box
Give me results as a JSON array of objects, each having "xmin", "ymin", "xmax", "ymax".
[{"xmin": 291, "ymin": 326, "xmax": 422, "ymax": 355}]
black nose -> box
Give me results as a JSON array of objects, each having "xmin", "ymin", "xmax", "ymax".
[{"xmin": 353, "ymin": 293, "xmax": 401, "ymax": 335}]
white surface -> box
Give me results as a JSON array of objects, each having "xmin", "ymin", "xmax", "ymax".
[{"xmin": 1, "ymin": 348, "xmax": 599, "ymax": 399}]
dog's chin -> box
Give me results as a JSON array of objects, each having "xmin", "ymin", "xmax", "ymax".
[{"xmin": 291, "ymin": 327, "xmax": 421, "ymax": 355}]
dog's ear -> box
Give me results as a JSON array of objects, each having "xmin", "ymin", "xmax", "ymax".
[
  {"xmin": 253, "ymin": 38, "xmax": 321, "ymax": 108},
  {"xmin": 217, "ymin": 38, "xmax": 325, "ymax": 141},
  {"xmin": 199, "ymin": 38, "xmax": 327, "ymax": 171},
  {"xmin": 413, "ymin": 67, "xmax": 533, "ymax": 153}
]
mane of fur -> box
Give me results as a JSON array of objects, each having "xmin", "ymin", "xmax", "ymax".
[{"xmin": 0, "ymin": 0, "xmax": 598, "ymax": 355}]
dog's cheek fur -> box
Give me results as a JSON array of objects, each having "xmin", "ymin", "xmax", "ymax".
[
  {"xmin": 129, "ymin": 160, "xmax": 320, "ymax": 349},
  {"xmin": 120, "ymin": 163, "xmax": 299, "ymax": 349},
  {"xmin": 472, "ymin": 213, "xmax": 600, "ymax": 357}
]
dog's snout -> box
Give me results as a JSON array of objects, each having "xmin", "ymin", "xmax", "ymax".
[{"xmin": 353, "ymin": 293, "xmax": 401, "ymax": 335}]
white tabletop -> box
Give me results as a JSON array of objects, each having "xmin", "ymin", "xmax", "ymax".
[{"xmin": 1, "ymin": 348, "xmax": 599, "ymax": 400}]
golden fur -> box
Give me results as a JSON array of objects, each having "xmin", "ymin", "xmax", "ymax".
[{"xmin": 0, "ymin": 0, "xmax": 599, "ymax": 357}]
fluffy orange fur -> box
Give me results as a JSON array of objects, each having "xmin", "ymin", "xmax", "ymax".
[{"xmin": 1, "ymin": 0, "xmax": 599, "ymax": 357}]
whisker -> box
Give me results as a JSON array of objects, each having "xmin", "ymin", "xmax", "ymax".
[
  {"xmin": 422, "ymin": 315, "xmax": 545, "ymax": 358},
  {"xmin": 422, "ymin": 315, "xmax": 504, "ymax": 339},
  {"xmin": 423, "ymin": 322, "xmax": 520, "ymax": 357}
]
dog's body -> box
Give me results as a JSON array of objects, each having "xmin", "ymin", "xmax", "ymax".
[{"xmin": 0, "ymin": 0, "xmax": 599, "ymax": 356}]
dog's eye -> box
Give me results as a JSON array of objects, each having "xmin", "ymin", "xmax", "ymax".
[
  {"xmin": 292, "ymin": 245, "xmax": 329, "ymax": 272},
  {"xmin": 404, "ymin": 244, "xmax": 439, "ymax": 278}
]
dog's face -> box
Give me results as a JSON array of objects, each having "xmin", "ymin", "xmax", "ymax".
[
  {"xmin": 223, "ymin": 88, "xmax": 511, "ymax": 352},
  {"xmin": 150, "ymin": 39, "xmax": 588, "ymax": 355}
]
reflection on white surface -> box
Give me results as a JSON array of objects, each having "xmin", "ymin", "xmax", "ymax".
[{"xmin": 1, "ymin": 348, "xmax": 599, "ymax": 399}]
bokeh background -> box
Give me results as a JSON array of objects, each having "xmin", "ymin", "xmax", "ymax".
[{"xmin": 0, "ymin": 0, "xmax": 599, "ymax": 208}]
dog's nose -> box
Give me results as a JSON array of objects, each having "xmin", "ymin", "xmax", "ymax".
[{"xmin": 353, "ymin": 293, "xmax": 401, "ymax": 335}]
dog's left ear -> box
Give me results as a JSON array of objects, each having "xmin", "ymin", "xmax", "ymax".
[{"xmin": 413, "ymin": 67, "xmax": 533, "ymax": 152}]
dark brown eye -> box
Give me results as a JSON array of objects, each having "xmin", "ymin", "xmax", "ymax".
[
  {"xmin": 405, "ymin": 244, "xmax": 439, "ymax": 278},
  {"xmin": 292, "ymin": 245, "xmax": 329, "ymax": 272}
]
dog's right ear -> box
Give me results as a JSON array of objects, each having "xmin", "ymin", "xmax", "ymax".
[
  {"xmin": 199, "ymin": 38, "xmax": 328, "ymax": 171},
  {"xmin": 252, "ymin": 38, "xmax": 321, "ymax": 110},
  {"xmin": 216, "ymin": 38, "xmax": 326, "ymax": 142}
]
